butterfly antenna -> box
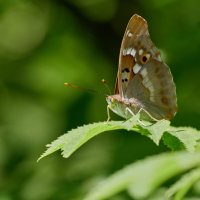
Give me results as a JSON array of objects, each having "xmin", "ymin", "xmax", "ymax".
[
  {"xmin": 101, "ymin": 79, "xmax": 111, "ymax": 95},
  {"xmin": 64, "ymin": 82, "xmax": 97, "ymax": 94}
]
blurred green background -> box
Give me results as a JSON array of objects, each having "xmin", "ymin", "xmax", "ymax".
[{"xmin": 0, "ymin": 0, "xmax": 200, "ymax": 199}]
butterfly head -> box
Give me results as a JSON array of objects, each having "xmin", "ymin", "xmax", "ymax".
[
  {"xmin": 106, "ymin": 95, "xmax": 117, "ymax": 108},
  {"xmin": 106, "ymin": 95, "xmax": 128, "ymax": 119}
]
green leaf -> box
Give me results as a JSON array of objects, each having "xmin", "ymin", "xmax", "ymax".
[
  {"xmin": 137, "ymin": 119, "xmax": 170, "ymax": 145},
  {"xmin": 38, "ymin": 116, "xmax": 200, "ymax": 161},
  {"xmin": 38, "ymin": 116, "xmax": 138, "ymax": 161},
  {"xmin": 164, "ymin": 127, "xmax": 200, "ymax": 152},
  {"xmin": 166, "ymin": 168, "xmax": 200, "ymax": 200},
  {"xmin": 83, "ymin": 152, "xmax": 200, "ymax": 200}
]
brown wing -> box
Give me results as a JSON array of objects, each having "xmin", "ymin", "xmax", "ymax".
[
  {"xmin": 125, "ymin": 60, "xmax": 177, "ymax": 119},
  {"xmin": 115, "ymin": 14, "xmax": 177, "ymax": 119},
  {"xmin": 115, "ymin": 14, "xmax": 150, "ymax": 97}
]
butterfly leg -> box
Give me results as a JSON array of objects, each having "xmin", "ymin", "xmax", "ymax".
[
  {"xmin": 106, "ymin": 105, "xmax": 111, "ymax": 123},
  {"xmin": 126, "ymin": 107, "xmax": 148, "ymax": 126},
  {"xmin": 125, "ymin": 107, "xmax": 145, "ymax": 126},
  {"xmin": 137, "ymin": 108, "xmax": 159, "ymax": 122},
  {"xmin": 125, "ymin": 107, "xmax": 135, "ymax": 116},
  {"xmin": 124, "ymin": 107, "xmax": 136, "ymax": 124}
]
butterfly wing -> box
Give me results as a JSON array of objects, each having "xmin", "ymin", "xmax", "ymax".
[
  {"xmin": 116, "ymin": 14, "xmax": 177, "ymax": 119},
  {"xmin": 125, "ymin": 60, "xmax": 177, "ymax": 119},
  {"xmin": 116, "ymin": 14, "xmax": 155, "ymax": 96}
]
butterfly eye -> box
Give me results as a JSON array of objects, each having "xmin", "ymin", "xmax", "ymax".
[
  {"xmin": 140, "ymin": 53, "xmax": 151, "ymax": 64},
  {"xmin": 111, "ymin": 97, "xmax": 115, "ymax": 103}
]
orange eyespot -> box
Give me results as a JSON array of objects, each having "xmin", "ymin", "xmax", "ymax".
[{"xmin": 140, "ymin": 53, "xmax": 150, "ymax": 64}]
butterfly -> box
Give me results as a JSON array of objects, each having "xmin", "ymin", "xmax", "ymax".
[{"xmin": 106, "ymin": 14, "xmax": 177, "ymax": 121}]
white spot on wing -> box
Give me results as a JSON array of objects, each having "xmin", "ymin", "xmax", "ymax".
[
  {"xmin": 133, "ymin": 63, "xmax": 142, "ymax": 74},
  {"xmin": 130, "ymin": 48, "xmax": 136, "ymax": 57},
  {"xmin": 140, "ymin": 68, "xmax": 147, "ymax": 77},
  {"xmin": 139, "ymin": 49, "xmax": 144, "ymax": 56},
  {"xmin": 128, "ymin": 32, "xmax": 133, "ymax": 37},
  {"xmin": 122, "ymin": 73, "xmax": 127, "ymax": 80},
  {"xmin": 122, "ymin": 67, "xmax": 128, "ymax": 80},
  {"xmin": 126, "ymin": 48, "xmax": 132, "ymax": 55},
  {"xmin": 146, "ymin": 53, "xmax": 151, "ymax": 59},
  {"xmin": 123, "ymin": 47, "xmax": 136, "ymax": 57},
  {"xmin": 122, "ymin": 48, "xmax": 136, "ymax": 57}
]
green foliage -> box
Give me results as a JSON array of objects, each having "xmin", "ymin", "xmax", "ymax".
[
  {"xmin": 38, "ymin": 114, "xmax": 200, "ymax": 199},
  {"xmin": 39, "ymin": 115, "xmax": 200, "ymax": 161},
  {"xmin": 84, "ymin": 152, "xmax": 200, "ymax": 200},
  {"xmin": 166, "ymin": 168, "xmax": 200, "ymax": 200}
]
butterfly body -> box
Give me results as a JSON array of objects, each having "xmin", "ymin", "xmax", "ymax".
[
  {"xmin": 107, "ymin": 14, "xmax": 177, "ymax": 121},
  {"xmin": 106, "ymin": 95, "xmax": 144, "ymax": 119}
]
